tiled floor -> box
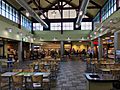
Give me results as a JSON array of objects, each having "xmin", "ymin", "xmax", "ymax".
[
  {"xmin": 1, "ymin": 60, "xmax": 87, "ymax": 90},
  {"xmin": 51, "ymin": 60, "xmax": 87, "ymax": 90}
]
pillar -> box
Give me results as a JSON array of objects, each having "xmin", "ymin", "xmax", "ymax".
[
  {"xmin": 98, "ymin": 37, "xmax": 103, "ymax": 61},
  {"xmin": 4, "ymin": 41, "xmax": 8, "ymax": 58},
  {"xmin": 60, "ymin": 41, "xmax": 64, "ymax": 60},
  {"xmin": 18, "ymin": 41, "xmax": 23, "ymax": 62},
  {"xmin": 114, "ymin": 31, "xmax": 120, "ymax": 50},
  {"xmin": 90, "ymin": 41, "xmax": 94, "ymax": 48},
  {"xmin": 31, "ymin": 43, "xmax": 34, "ymax": 51},
  {"xmin": 114, "ymin": 30, "xmax": 120, "ymax": 62}
]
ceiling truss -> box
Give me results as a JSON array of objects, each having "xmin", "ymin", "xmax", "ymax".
[{"xmin": 18, "ymin": 0, "xmax": 103, "ymax": 19}]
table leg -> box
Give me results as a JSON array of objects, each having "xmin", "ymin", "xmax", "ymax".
[{"xmin": 8, "ymin": 77, "xmax": 11, "ymax": 90}]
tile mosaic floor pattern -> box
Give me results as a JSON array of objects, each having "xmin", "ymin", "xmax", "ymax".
[{"xmin": 51, "ymin": 60, "xmax": 87, "ymax": 90}]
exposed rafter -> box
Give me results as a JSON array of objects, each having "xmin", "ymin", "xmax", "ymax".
[
  {"xmin": 45, "ymin": 0, "xmax": 53, "ymax": 4},
  {"xmin": 30, "ymin": 6, "xmax": 100, "ymax": 11},
  {"xmin": 89, "ymin": 0, "xmax": 102, "ymax": 9},
  {"xmin": 37, "ymin": 0, "xmax": 59, "ymax": 15},
  {"xmin": 17, "ymin": 0, "xmax": 103, "ymax": 19},
  {"xmin": 65, "ymin": 0, "xmax": 93, "ymax": 18},
  {"xmin": 32, "ymin": 0, "xmax": 48, "ymax": 19}
]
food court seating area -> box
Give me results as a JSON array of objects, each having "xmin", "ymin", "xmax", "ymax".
[
  {"xmin": 86, "ymin": 58, "xmax": 120, "ymax": 79},
  {"xmin": 0, "ymin": 58, "xmax": 60, "ymax": 90}
]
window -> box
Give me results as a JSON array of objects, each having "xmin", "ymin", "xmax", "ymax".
[
  {"xmin": 63, "ymin": 22, "xmax": 74, "ymax": 30},
  {"xmin": 50, "ymin": 22, "xmax": 74, "ymax": 30},
  {"xmin": 48, "ymin": 10, "xmax": 61, "ymax": 19},
  {"xmin": 118, "ymin": 0, "xmax": 120, "ymax": 7},
  {"xmin": 93, "ymin": 13, "xmax": 100, "ymax": 30},
  {"xmin": 101, "ymin": 0, "xmax": 116, "ymax": 22},
  {"xmin": 1, "ymin": 0, "xmax": 5, "ymax": 17},
  {"xmin": 48, "ymin": 3, "xmax": 76, "ymax": 19},
  {"xmin": 21, "ymin": 15, "xmax": 32, "ymax": 31},
  {"xmin": 50, "ymin": 23, "xmax": 61, "ymax": 30},
  {"xmin": 0, "ymin": 0, "xmax": 19, "ymax": 24},
  {"xmin": 63, "ymin": 9, "xmax": 76, "ymax": 18},
  {"xmin": 0, "ymin": 0, "xmax": 2, "ymax": 14},
  {"xmin": 81, "ymin": 22, "xmax": 92, "ymax": 30},
  {"xmin": 33, "ymin": 23, "xmax": 43, "ymax": 31}
]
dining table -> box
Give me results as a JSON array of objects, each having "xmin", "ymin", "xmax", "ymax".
[
  {"xmin": 1, "ymin": 71, "xmax": 51, "ymax": 90},
  {"xmin": 1, "ymin": 72, "xmax": 19, "ymax": 90}
]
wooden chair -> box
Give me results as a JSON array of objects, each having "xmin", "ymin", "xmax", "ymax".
[
  {"xmin": 31, "ymin": 75, "xmax": 43, "ymax": 89},
  {"xmin": 12, "ymin": 75, "xmax": 24, "ymax": 90},
  {"xmin": 43, "ymin": 76, "xmax": 51, "ymax": 90},
  {"xmin": 23, "ymin": 69, "xmax": 34, "ymax": 72},
  {"xmin": 0, "ymin": 74, "xmax": 8, "ymax": 90},
  {"xmin": 12, "ymin": 69, "xmax": 22, "ymax": 72},
  {"xmin": 39, "ymin": 64, "xmax": 44, "ymax": 69}
]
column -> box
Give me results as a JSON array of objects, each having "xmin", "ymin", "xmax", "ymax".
[
  {"xmin": 90, "ymin": 41, "xmax": 94, "ymax": 48},
  {"xmin": 114, "ymin": 30, "xmax": 120, "ymax": 62},
  {"xmin": 31, "ymin": 43, "xmax": 34, "ymax": 51},
  {"xmin": 114, "ymin": 31, "xmax": 120, "ymax": 50},
  {"xmin": 4, "ymin": 41, "xmax": 8, "ymax": 58},
  {"xmin": 98, "ymin": 37, "xmax": 103, "ymax": 61},
  {"xmin": 18, "ymin": 41, "xmax": 23, "ymax": 62},
  {"xmin": 60, "ymin": 41, "xmax": 64, "ymax": 60}
]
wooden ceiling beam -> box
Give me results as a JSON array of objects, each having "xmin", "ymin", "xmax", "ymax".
[
  {"xmin": 90, "ymin": 0, "xmax": 102, "ymax": 9},
  {"xmin": 44, "ymin": 0, "xmax": 53, "ymax": 4},
  {"xmin": 64, "ymin": 0, "xmax": 93, "ymax": 18},
  {"xmin": 32, "ymin": 0, "xmax": 48, "ymax": 19}
]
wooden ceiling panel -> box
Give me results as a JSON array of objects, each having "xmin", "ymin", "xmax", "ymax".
[
  {"xmin": 40, "ymin": 0, "xmax": 56, "ymax": 8},
  {"xmin": 91, "ymin": 0, "xmax": 107, "ymax": 6},
  {"xmin": 29, "ymin": 3, "xmax": 37, "ymax": 8},
  {"xmin": 88, "ymin": 2, "xmax": 96, "ymax": 6},
  {"xmin": 6, "ymin": 0, "xmax": 21, "ymax": 9},
  {"xmin": 87, "ymin": 9, "xmax": 99, "ymax": 17},
  {"xmin": 70, "ymin": 0, "xmax": 80, "ymax": 6}
]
